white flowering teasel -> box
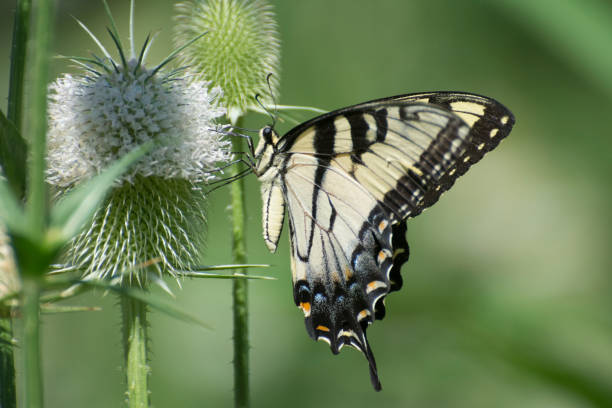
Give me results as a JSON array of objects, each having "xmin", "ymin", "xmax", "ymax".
[
  {"xmin": 47, "ymin": 66, "xmax": 228, "ymax": 187},
  {"xmin": 46, "ymin": 14, "xmax": 232, "ymax": 286}
]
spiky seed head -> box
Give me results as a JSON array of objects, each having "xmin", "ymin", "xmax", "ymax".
[
  {"xmin": 174, "ymin": 0, "xmax": 280, "ymax": 123},
  {"xmin": 63, "ymin": 176, "xmax": 208, "ymax": 285},
  {"xmin": 46, "ymin": 13, "xmax": 232, "ymax": 286}
]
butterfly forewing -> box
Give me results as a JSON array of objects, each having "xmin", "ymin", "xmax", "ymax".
[
  {"xmin": 256, "ymin": 92, "xmax": 514, "ymax": 390},
  {"xmin": 394, "ymin": 92, "xmax": 515, "ymax": 213}
]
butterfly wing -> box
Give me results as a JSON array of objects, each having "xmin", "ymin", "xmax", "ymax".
[
  {"xmin": 278, "ymin": 92, "xmax": 514, "ymax": 218},
  {"xmin": 388, "ymin": 92, "xmax": 515, "ymax": 214},
  {"xmin": 283, "ymin": 151, "xmax": 409, "ymax": 391},
  {"xmin": 267, "ymin": 92, "xmax": 514, "ymax": 390}
]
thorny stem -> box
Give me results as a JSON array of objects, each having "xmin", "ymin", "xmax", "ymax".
[
  {"xmin": 25, "ymin": 0, "xmax": 53, "ymax": 238},
  {"xmin": 231, "ymin": 117, "xmax": 249, "ymax": 408},
  {"xmin": 22, "ymin": 277, "xmax": 42, "ymax": 408},
  {"xmin": 1, "ymin": 0, "xmax": 32, "ymax": 405},
  {"xmin": 7, "ymin": 0, "xmax": 31, "ymax": 131},
  {"xmin": 121, "ymin": 295, "xmax": 150, "ymax": 408}
]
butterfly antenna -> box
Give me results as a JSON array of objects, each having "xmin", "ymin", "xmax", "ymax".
[
  {"xmin": 266, "ymin": 73, "xmax": 278, "ymax": 126},
  {"xmin": 255, "ymin": 93, "xmax": 276, "ymax": 129},
  {"xmin": 231, "ymin": 125, "xmax": 260, "ymax": 133}
]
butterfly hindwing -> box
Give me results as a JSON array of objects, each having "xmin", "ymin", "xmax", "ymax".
[
  {"xmin": 254, "ymin": 92, "xmax": 514, "ymax": 390},
  {"xmin": 283, "ymin": 152, "xmax": 406, "ymax": 390}
]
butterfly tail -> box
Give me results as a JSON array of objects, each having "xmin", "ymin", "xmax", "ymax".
[
  {"xmin": 344, "ymin": 315, "xmax": 382, "ymax": 391},
  {"xmin": 360, "ymin": 330, "xmax": 382, "ymax": 391}
]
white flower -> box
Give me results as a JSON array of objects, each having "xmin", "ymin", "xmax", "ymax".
[{"xmin": 47, "ymin": 59, "xmax": 232, "ymax": 188}]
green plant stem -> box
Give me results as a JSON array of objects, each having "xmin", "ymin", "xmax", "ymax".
[
  {"xmin": 0, "ymin": 316, "xmax": 17, "ymax": 408},
  {"xmin": 230, "ymin": 118, "xmax": 249, "ymax": 408},
  {"xmin": 0, "ymin": 0, "xmax": 32, "ymax": 404},
  {"xmin": 20, "ymin": 1, "xmax": 54, "ymax": 405},
  {"xmin": 25, "ymin": 0, "xmax": 54, "ymax": 237},
  {"xmin": 8, "ymin": 0, "xmax": 31, "ymax": 130},
  {"xmin": 121, "ymin": 295, "xmax": 150, "ymax": 408},
  {"xmin": 22, "ymin": 277, "xmax": 42, "ymax": 408}
]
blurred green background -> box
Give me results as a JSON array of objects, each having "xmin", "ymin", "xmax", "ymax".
[{"xmin": 2, "ymin": 0, "xmax": 612, "ymax": 406}]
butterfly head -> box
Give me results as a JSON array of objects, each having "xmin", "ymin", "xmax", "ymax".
[
  {"xmin": 260, "ymin": 125, "xmax": 280, "ymax": 146},
  {"xmin": 253, "ymin": 125, "xmax": 281, "ymax": 177}
]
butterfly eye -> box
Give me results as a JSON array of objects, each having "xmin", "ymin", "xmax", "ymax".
[{"xmin": 262, "ymin": 126, "xmax": 273, "ymax": 143}]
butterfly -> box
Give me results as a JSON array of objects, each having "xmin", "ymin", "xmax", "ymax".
[{"xmin": 250, "ymin": 91, "xmax": 514, "ymax": 391}]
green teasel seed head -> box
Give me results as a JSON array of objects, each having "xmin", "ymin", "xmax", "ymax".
[
  {"xmin": 174, "ymin": 0, "xmax": 281, "ymax": 124},
  {"xmin": 64, "ymin": 176, "xmax": 207, "ymax": 286}
]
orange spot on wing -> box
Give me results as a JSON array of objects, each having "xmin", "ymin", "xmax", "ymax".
[
  {"xmin": 366, "ymin": 280, "xmax": 386, "ymax": 294},
  {"xmin": 316, "ymin": 325, "xmax": 330, "ymax": 332},
  {"xmin": 377, "ymin": 250, "xmax": 386, "ymax": 263},
  {"xmin": 378, "ymin": 220, "xmax": 388, "ymax": 232},
  {"xmin": 357, "ymin": 309, "xmax": 370, "ymax": 321},
  {"xmin": 299, "ymin": 302, "xmax": 311, "ymax": 314}
]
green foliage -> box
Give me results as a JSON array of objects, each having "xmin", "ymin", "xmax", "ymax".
[
  {"xmin": 0, "ymin": 111, "xmax": 27, "ymax": 198},
  {"xmin": 81, "ymin": 279, "xmax": 211, "ymax": 329}
]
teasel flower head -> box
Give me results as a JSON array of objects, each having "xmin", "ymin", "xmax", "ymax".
[
  {"xmin": 174, "ymin": 0, "xmax": 280, "ymax": 124},
  {"xmin": 46, "ymin": 8, "xmax": 231, "ymax": 287}
]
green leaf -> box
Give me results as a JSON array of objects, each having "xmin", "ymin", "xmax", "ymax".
[
  {"xmin": 193, "ymin": 264, "xmax": 270, "ymax": 271},
  {"xmin": 124, "ymin": 286, "xmax": 210, "ymax": 328},
  {"xmin": 179, "ymin": 264, "xmax": 274, "ymax": 280},
  {"xmin": 39, "ymin": 279, "xmax": 89, "ymax": 304},
  {"xmin": 41, "ymin": 305, "xmax": 101, "ymax": 313},
  {"xmin": 0, "ymin": 178, "xmax": 27, "ymax": 237},
  {"xmin": 79, "ymin": 280, "xmax": 210, "ymax": 329},
  {"xmin": 49, "ymin": 142, "xmax": 151, "ymax": 248},
  {"xmin": 0, "ymin": 110, "xmax": 27, "ymax": 198},
  {"xmin": 179, "ymin": 271, "xmax": 275, "ymax": 280}
]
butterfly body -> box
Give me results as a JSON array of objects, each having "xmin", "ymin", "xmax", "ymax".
[{"xmin": 253, "ymin": 92, "xmax": 515, "ymax": 391}]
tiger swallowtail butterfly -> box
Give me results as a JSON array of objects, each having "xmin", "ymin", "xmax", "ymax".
[{"xmin": 250, "ymin": 91, "xmax": 514, "ymax": 390}]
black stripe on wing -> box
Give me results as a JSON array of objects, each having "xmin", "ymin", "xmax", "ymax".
[
  {"xmin": 336, "ymin": 105, "xmax": 472, "ymax": 221},
  {"xmin": 410, "ymin": 92, "xmax": 515, "ymax": 215}
]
